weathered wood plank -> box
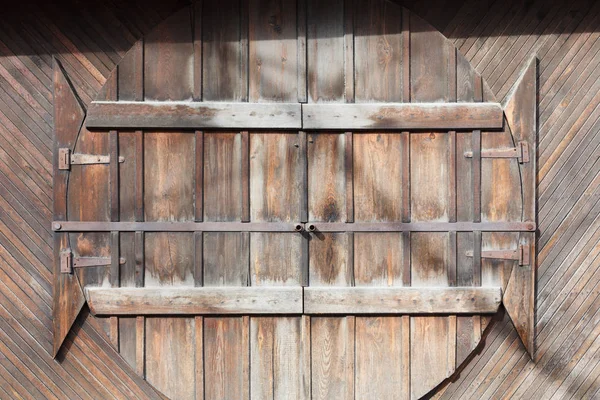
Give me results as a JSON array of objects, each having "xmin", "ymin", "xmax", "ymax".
[
  {"xmin": 143, "ymin": 8, "xmax": 194, "ymax": 101},
  {"xmin": 306, "ymin": 0, "xmax": 344, "ymax": 103},
  {"xmin": 86, "ymin": 287, "xmax": 303, "ymax": 315},
  {"xmin": 304, "ymin": 287, "xmax": 502, "ymax": 314},
  {"xmin": 409, "ymin": 13, "xmax": 455, "ymax": 399},
  {"xmin": 204, "ymin": 132, "xmax": 242, "ymax": 222},
  {"xmin": 249, "ymin": 0, "xmax": 298, "ymax": 102},
  {"xmin": 355, "ymin": 317, "xmax": 404, "ymax": 399},
  {"xmin": 204, "ymin": 317, "xmax": 247, "ymax": 400},
  {"xmin": 86, "ymin": 101, "xmax": 302, "ymax": 129},
  {"xmin": 202, "ymin": 0, "xmax": 243, "ymax": 101},
  {"xmin": 502, "ymin": 58, "xmax": 537, "ymax": 355},
  {"xmin": 52, "ymin": 59, "xmax": 86, "ymax": 357},
  {"xmin": 145, "ymin": 317, "xmax": 195, "ymax": 400},
  {"xmin": 354, "ymin": 0, "xmax": 403, "ymax": 103},
  {"xmin": 250, "ymin": 317, "xmax": 305, "ymax": 400},
  {"xmin": 311, "ymin": 317, "xmax": 355, "ymax": 400},
  {"xmin": 302, "ymin": 102, "xmax": 503, "ymax": 130},
  {"xmin": 354, "ymin": 133, "xmax": 403, "ymax": 221}
]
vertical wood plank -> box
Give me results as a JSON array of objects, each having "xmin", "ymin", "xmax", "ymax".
[
  {"xmin": 456, "ymin": 50, "xmax": 477, "ymax": 367},
  {"xmin": 311, "ymin": 317, "xmax": 355, "ymax": 400},
  {"xmin": 355, "ymin": 316, "xmax": 403, "ymax": 399},
  {"xmin": 309, "ymin": 130, "xmax": 352, "ymax": 398},
  {"xmin": 203, "ymin": 0, "xmax": 243, "ymax": 101},
  {"xmin": 401, "ymin": 316, "xmax": 410, "ymax": 400},
  {"xmin": 240, "ymin": 0, "xmax": 249, "ymax": 102},
  {"xmin": 117, "ymin": 127, "xmax": 143, "ymax": 377},
  {"xmin": 301, "ymin": 315, "xmax": 311, "ymax": 399},
  {"xmin": 193, "ymin": 0, "xmax": 203, "ymax": 101},
  {"xmin": 344, "ymin": 0, "xmax": 354, "ymax": 103},
  {"xmin": 249, "ymin": 131, "xmax": 304, "ymax": 399},
  {"xmin": 402, "ymin": 7, "xmax": 410, "ymax": 103},
  {"xmin": 204, "ymin": 318, "xmax": 245, "ymax": 400},
  {"xmin": 145, "ymin": 318, "xmax": 195, "ymax": 400},
  {"xmin": 308, "ymin": 133, "xmax": 346, "ymax": 222},
  {"xmin": 143, "ymin": 117, "xmax": 195, "ymax": 399},
  {"xmin": 109, "ymin": 317, "xmax": 119, "ymax": 351},
  {"xmin": 195, "ymin": 130, "xmax": 204, "ymax": 222},
  {"xmin": 242, "ymin": 316, "xmax": 250, "ymax": 400},
  {"xmin": 248, "ymin": 0, "xmax": 298, "ymax": 102},
  {"xmin": 354, "ymin": 0, "xmax": 403, "ymax": 103},
  {"xmin": 354, "ymin": 133, "xmax": 403, "ymax": 222},
  {"xmin": 144, "ymin": 8, "xmax": 194, "ymax": 101},
  {"xmin": 297, "ymin": 0, "xmax": 307, "ymax": 102},
  {"xmin": 136, "ymin": 316, "xmax": 145, "ymax": 377},
  {"xmin": 118, "ymin": 39, "xmax": 144, "ymax": 101},
  {"xmin": 307, "ymin": 0, "xmax": 344, "ymax": 103},
  {"xmin": 204, "ymin": 132, "xmax": 242, "ymax": 221},
  {"xmin": 409, "ymin": 13, "xmax": 453, "ymax": 399},
  {"xmin": 203, "ymin": 126, "xmax": 249, "ymax": 399}
]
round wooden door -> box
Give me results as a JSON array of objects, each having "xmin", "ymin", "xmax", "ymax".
[{"xmin": 52, "ymin": 1, "xmax": 537, "ymax": 399}]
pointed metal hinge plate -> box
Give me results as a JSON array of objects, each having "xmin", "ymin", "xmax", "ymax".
[
  {"xmin": 464, "ymin": 140, "xmax": 530, "ymax": 163},
  {"xmin": 60, "ymin": 248, "xmax": 125, "ymax": 274},
  {"xmin": 58, "ymin": 148, "xmax": 124, "ymax": 170},
  {"xmin": 466, "ymin": 244, "xmax": 530, "ymax": 266}
]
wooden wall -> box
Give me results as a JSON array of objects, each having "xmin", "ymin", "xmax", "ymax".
[{"xmin": 0, "ymin": 0, "xmax": 599, "ymax": 398}]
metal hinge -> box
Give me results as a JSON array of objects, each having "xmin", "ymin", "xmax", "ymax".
[
  {"xmin": 60, "ymin": 248, "xmax": 125, "ymax": 274},
  {"xmin": 58, "ymin": 148, "xmax": 124, "ymax": 170},
  {"xmin": 464, "ymin": 141, "xmax": 530, "ymax": 164},
  {"xmin": 466, "ymin": 244, "xmax": 530, "ymax": 266}
]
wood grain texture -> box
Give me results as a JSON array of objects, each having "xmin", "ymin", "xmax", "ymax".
[
  {"xmin": 9, "ymin": 1, "xmax": 600, "ymax": 400},
  {"xmin": 202, "ymin": 0, "xmax": 244, "ymax": 101},
  {"xmin": 249, "ymin": 0, "xmax": 298, "ymax": 102},
  {"xmin": 306, "ymin": 0, "xmax": 344, "ymax": 103},
  {"xmin": 143, "ymin": 8, "xmax": 194, "ymax": 101},
  {"xmin": 304, "ymin": 287, "xmax": 502, "ymax": 314},
  {"xmin": 302, "ymin": 102, "xmax": 504, "ymax": 130},
  {"xmin": 86, "ymin": 286, "xmax": 303, "ymax": 315},
  {"xmin": 86, "ymin": 101, "xmax": 302, "ymax": 129}
]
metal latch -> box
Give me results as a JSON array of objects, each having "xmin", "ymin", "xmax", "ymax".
[
  {"xmin": 466, "ymin": 244, "xmax": 530, "ymax": 266},
  {"xmin": 58, "ymin": 148, "xmax": 124, "ymax": 170},
  {"xmin": 60, "ymin": 248, "xmax": 126, "ymax": 274},
  {"xmin": 464, "ymin": 141, "xmax": 530, "ymax": 164}
]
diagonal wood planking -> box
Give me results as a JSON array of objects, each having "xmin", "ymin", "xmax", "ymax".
[{"xmin": 1, "ymin": 0, "xmax": 600, "ymax": 398}]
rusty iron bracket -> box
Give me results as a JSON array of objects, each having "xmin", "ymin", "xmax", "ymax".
[
  {"xmin": 58, "ymin": 148, "xmax": 125, "ymax": 170},
  {"xmin": 466, "ymin": 244, "xmax": 530, "ymax": 266},
  {"xmin": 60, "ymin": 248, "xmax": 125, "ymax": 274},
  {"xmin": 464, "ymin": 141, "xmax": 530, "ymax": 163}
]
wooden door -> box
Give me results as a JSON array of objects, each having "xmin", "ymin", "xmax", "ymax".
[{"xmin": 52, "ymin": 1, "xmax": 537, "ymax": 399}]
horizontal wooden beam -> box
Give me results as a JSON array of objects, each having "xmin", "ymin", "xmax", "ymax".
[
  {"xmin": 303, "ymin": 287, "xmax": 503, "ymax": 314},
  {"xmin": 52, "ymin": 221, "xmax": 536, "ymax": 233},
  {"xmin": 86, "ymin": 287, "xmax": 303, "ymax": 315},
  {"xmin": 302, "ymin": 103, "xmax": 504, "ymax": 130},
  {"xmin": 86, "ymin": 101, "xmax": 504, "ymax": 131},
  {"xmin": 86, "ymin": 101, "xmax": 302, "ymax": 129}
]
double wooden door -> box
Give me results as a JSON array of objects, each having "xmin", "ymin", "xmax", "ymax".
[{"xmin": 52, "ymin": 1, "xmax": 536, "ymax": 399}]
